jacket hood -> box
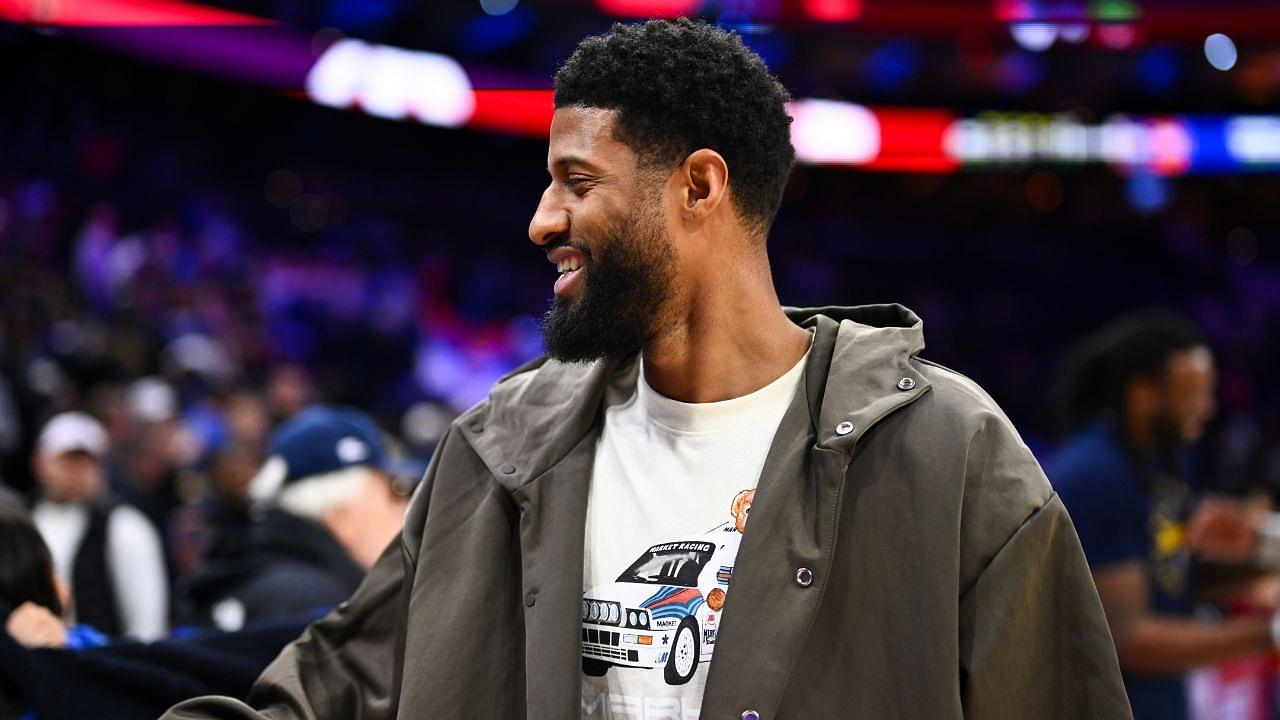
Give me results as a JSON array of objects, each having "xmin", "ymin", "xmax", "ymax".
[
  {"xmin": 459, "ymin": 303, "xmax": 930, "ymax": 491},
  {"xmin": 782, "ymin": 303, "xmax": 924, "ymax": 348}
]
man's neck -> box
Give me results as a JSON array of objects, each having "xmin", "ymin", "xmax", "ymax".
[{"xmin": 640, "ymin": 267, "xmax": 812, "ymax": 404}]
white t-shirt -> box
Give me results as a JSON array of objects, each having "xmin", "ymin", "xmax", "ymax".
[{"xmin": 582, "ymin": 339, "xmax": 811, "ymax": 720}]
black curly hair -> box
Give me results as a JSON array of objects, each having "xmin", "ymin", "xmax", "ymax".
[
  {"xmin": 1051, "ymin": 311, "xmax": 1206, "ymax": 436},
  {"xmin": 554, "ymin": 19, "xmax": 795, "ymax": 233}
]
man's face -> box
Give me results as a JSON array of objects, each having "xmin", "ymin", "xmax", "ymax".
[
  {"xmin": 529, "ymin": 107, "xmax": 678, "ymax": 363},
  {"xmin": 1153, "ymin": 346, "xmax": 1217, "ymax": 446},
  {"xmin": 323, "ymin": 469, "xmax": 408, "ymax": 571},
  {"xmin": 36, "ymin": 450, "xmax": 104, "ymax": 503}
]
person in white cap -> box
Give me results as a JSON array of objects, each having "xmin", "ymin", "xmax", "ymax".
[{"xmin": 30, "ymin": 411, "xmax": 169, "ymax": 641}]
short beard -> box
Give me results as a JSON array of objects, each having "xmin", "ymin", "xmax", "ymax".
[{"xmin": 539, "ymin": 199, "xmax": 674, "ymax": 364}]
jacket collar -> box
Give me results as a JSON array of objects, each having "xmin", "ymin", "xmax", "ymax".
[
  {"xmin": 461, "ymin": 302, "xmax": 932, "ymax": 478},
  {"xmin": 788, "ymin": 303, "xmax": 930, "ymax": 450},
  {"xmin": 460, "ymin": 349, "xmax": 624, "ymax": 491}
]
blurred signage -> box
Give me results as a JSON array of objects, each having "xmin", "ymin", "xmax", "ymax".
[{"xmin": 943, "ymin": 112, "xmax": 1280, "ymax": 174}]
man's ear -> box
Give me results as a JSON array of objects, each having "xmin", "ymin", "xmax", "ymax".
[{"xmin": 675, "ymin": 148, "xmax": 729, "ymax": 221}]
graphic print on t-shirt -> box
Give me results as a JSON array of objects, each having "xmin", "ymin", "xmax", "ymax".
[{"xmin": 581, "ymin": 489, "xmax": 753, "ymax": 686}]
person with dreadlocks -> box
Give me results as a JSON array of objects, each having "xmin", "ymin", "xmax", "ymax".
[{"xmin": 1048, "ymin": 310, "xmax": 1276, "ymax": 720}]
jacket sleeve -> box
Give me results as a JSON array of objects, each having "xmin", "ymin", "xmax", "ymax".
[
  {"xmin": 161, "ymin": 424, "xmax": 454, "ymax": 720},
  {"xmin": 958, "ymin": 492, "xmax": 1134, "ymax": 720}
]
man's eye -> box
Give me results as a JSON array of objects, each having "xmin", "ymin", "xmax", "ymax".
[{"xmin": 565, "ymin": 177, "xmax": 589, "ymax": 188}]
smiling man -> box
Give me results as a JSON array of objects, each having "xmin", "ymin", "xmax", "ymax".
[{"xmin": 166, "ymin": 19, "xmax": 1131, "ymax": 720}]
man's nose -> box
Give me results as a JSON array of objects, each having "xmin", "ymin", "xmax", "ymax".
[{"xmin": 528, "ymin": 185, "xmax": 568, "ymax": 247}]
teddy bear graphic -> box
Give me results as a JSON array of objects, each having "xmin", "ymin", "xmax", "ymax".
[{"xmin": 730, "ymin": 488, "xmax": 754, "ymax": 533}]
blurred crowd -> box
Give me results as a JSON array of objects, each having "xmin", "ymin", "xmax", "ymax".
[{"xmin": 0, "ymin": 174, "xmax": 482, "ymax": 625}]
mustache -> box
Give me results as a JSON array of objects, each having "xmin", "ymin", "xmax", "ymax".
[{"xmin": 544, "ymin": 237, "xmax": 594, "ymax": 262}]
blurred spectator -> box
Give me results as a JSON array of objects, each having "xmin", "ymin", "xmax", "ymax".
[
  {"xmin": 168, "ymin": 440, "xmax": 261, "ymax": 583},
  {"xmin": 30, "ymin": 412, "xmax": 169, "ymax": 642},
  {"xmin": 1, "ymin": 503, "xmax": 67, "ymax": 644},
  {"xmin": 179, "ymin": 406, "xmax": 407, "ymax": 631},
  {"xmin": 222, "ymin": 391, "xmax": 269, "ymax": 449},
  {"xmin": 0, "ymin": 501, "xmax": 316, "ymax": 720},
  {"xmin": 265, "ymin": 366, "xmax": 316, "ymax": 425},
  {"xmin": 0, "ymin": 503, "xmax": 108, "ymax": 651},
  {"xmin": 0, "ymin": 502, "xmax": 109, "ymax": 718},
  {"xmin": 1048, "ymin": 311, "xmax": 1274, "ymax": 720},
  {"xmin": 110, "ymin": 384, "xmax": 191, "ymax": 540}
]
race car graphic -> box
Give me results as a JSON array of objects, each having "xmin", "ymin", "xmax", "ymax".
[{"xmin": 581, "ymin": 490, "xmax": 752, "ymax": 686}]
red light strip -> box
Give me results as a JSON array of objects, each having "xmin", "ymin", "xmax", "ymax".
[
  {"xmin": 468, "ymin": 89, "xmax": 556, "ymax": 138},
  {"xmin": 864, "ymin": 108, "xmax": 957, "ymax": 172},
  {"xmin": 0, "ymin": 0, "xmax": 271, "ymax": 26}
]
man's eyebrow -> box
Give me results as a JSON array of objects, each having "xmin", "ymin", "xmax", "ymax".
[{"xmin": 548, "ymin": 155, "xmax": 602, "ymax": 174}]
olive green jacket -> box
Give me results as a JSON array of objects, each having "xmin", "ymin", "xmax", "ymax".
[{"xmin": 164, "ymin": 304, "xmax": 1132, "ymax": 719}]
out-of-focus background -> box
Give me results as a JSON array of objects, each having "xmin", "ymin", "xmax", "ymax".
[
  {"xmin": 5, "ymin": 0, "xmax": 1280, "ymax": 484},
  {"xmin": 1, "ymin": 0, "xmax": 1279, "ymax": 717}
]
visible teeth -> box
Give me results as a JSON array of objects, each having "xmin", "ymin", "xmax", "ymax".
[{"xmin": 557, "ymin": 258, "xmax": 583, "ymax": 274}]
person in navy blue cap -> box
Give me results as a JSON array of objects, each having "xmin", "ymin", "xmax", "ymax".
[{"xmin": 178, "ymin": 406, "xmax": 409, "ymax": 631}]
